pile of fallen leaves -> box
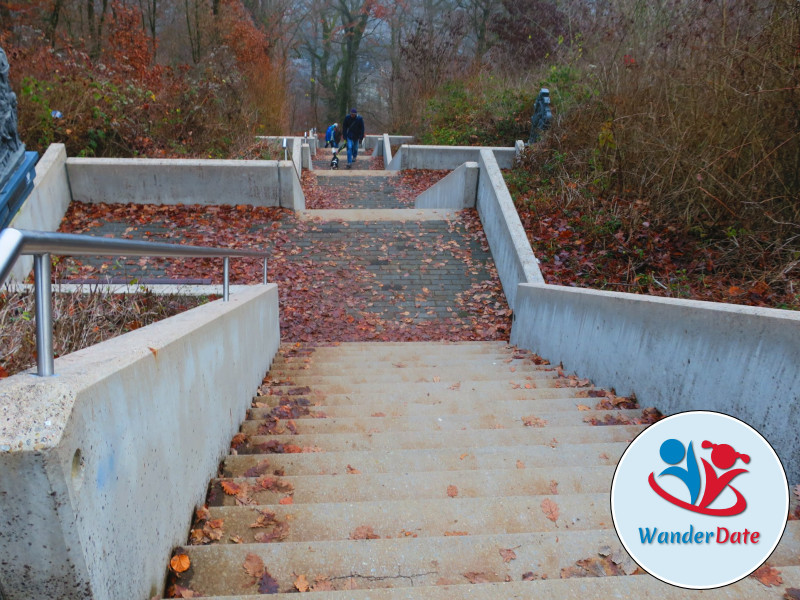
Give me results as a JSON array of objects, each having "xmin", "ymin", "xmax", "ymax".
[{"xmin": 0, "ymin": 288, "xmax": 208, "ymax": 377}]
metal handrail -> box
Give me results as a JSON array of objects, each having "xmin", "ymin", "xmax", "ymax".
[{"xmin": 0, "ymin": 228, "xmax": 269, "ymax": 377}]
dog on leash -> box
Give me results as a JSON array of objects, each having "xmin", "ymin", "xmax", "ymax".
[{"xmin": 330, "ymin": 145, "xmax": 341, "ymax": 169}]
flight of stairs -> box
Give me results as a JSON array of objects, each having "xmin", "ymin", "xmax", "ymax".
[{"xmin": 163, "ymin": 341, "xmax": 800, "ymax": 598}]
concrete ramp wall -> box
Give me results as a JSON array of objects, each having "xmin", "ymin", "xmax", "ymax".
[
  {"xmin": 510, "ymin": 283, "xmax": 800, "ymax": 482},
  {"xmin": 476, "ymin": 149, "xmax": 544, "ymax": 309},
  {"xmin": 0, "ymin": 285, "xmax": 280, "ymax": 600},
  {"xmin": 67, "ymin": 157, "xmax": 305, "ymax": 210},
  {"xmin": 389, "ymin": 145, "xmax": 517, "ymax": 170},
  {"xmin": 415, "ymin": 162, "xmax": 478, "ymax": 209}
]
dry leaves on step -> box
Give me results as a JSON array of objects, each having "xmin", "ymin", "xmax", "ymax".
[
  {"xmin": 464, "ymin": 572, "xmax": 491, "ymax": 584},
  {"xmin": 279, "ymin": 496, "xmax": 293, "ymax": 505},
  {"xmin": 785, "ymin": 588, "xmax": 800, "ymax": 599},
  {"xmin": 541, "ymin": 498, "xmax": 560, "ymax": 523},
  {"xmin": 522, "ymin": 571, "xmax": 538, "ymax": 581},
  {"xmin": 751, "ymin": 565, "xmax": 783, "ymax": 587},
  {"xmin": 516, "ymin": 460, "xmax": 525, "ymax": 469},
  {"xmin": 351, "ymin": 525, "xmax": 380, "ymax": 540},
  {"xmin": 346, "ymin": 464, "xmax": 361, "ymax": 474},
  {"xmin": 294, "ymin": 574, "xmax": 310, "ymax": 592},
  {"xmin": 522, "ymin": 415, "xmax": 547, "ymax": 427},
  {"xmin": 444, "ymin": 530, "xmax": 469, "ymax": 536},
  {"xmin": 167, "ymin": 584, "xmax": 201, "ymax": 598},
  {"xmin": 169, "ymin": 554, "xmax": 191, "ymax": 574},
  {"xmin": 254, "ymin": 522, "xmax": 290, "ymax": 543},
  {"xmin": 311, "ymin": 576, "xmax": 334, "ymax": 591},
  {"xmin": 243, "ymin": 553, "xmax": 264, "ymax": 579},
  {"xmin": 549, "ymin": 480, "xmax": 559, "ymax": 495},
  {"xmin": 258, "ymin": 570, "xmax": 280, "ymax": 594},
  {"xmin": 447, "ymin": 485, "xmax": 458, "ymax": 498},
  {"xmin": 499, "ymin": 548, "xmax": 517, "ymax": 563}
]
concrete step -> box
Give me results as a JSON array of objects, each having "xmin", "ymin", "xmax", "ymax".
[
  {"xmin": 237, "ymin": 424, "xmax": 644, "ymax": 453},
  {"xmin": 266, "ymin": 366, "xmax": 558, "ymax": 384},
  {"xmin": 270, "ymin": 355, "xmax": 547, "ymax": 372},
  {"xmin": 178, "ymin": 529, "xmax": 633, "ymax": 594},
  {"xmin": 208, "ymin": 466, "xmax": 615, "ymax": 506},
  {"xmin": 178, "ymin": 525, "xmax": 800, "ymax": 595},
  {"xmin": 221, "ymin": 442, "xmax": 624, "ymax": 476},
  {"xmin": 248, "ymin": 397, "xmax": 619, "ymax": 419},
  {"xmin": 254, "ymin": 387, "xmax": 589, "ymax": 404},
  {"xmin": 169, "ymin": 566, "xmax": 800, "ymax": 599},
  {"xmin": 263, "ymin": 378, "xmax": 583, "ymax": 395},
  {"xmin": 239, "ymin": 410, "xmax": 646, "ymax": 436},
  {"xmin": 201, "ymin": 493, "xmax": 612, "ymax": 543}
]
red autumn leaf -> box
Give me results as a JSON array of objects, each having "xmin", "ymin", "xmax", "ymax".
[
  {"xmin": 221, "ymin": 480, "xmax": 243, "ymax": 495},
  {"xmin": 351, "ymin": 525, "xmax": 380, "ymax": 540},
  {"xmin": 258, "ymin": 570, "xmax": 280, "ymax": 594},
  {"xmin": 541, "ymin": 498, "xmax": 560, "ymax": 523},
  {"xmin": 279, "ymin": 496, "xmax": 293, "ymax": 505},
  {"xmin": 447, "ymin": 485, "xmax": 458, "ymax": 498},
  {"xmin": 751, "ymin": 565, "xmax": 782, "ymax": 587},
  {"xmin": 464, "ymin": 572, "xmax": 491, "ymax": 584},
  {"xmin": 522, "ymin": 415, "xmax": 547, "ymax": 427},
  {"xmin": 499, "ymin": 548, "xmax": 517, "ymax": 563}
]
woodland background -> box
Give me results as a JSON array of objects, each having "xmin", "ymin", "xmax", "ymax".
[{"xmin": 0, "ymin": 0, "xmax": 798, "ymax": 307}]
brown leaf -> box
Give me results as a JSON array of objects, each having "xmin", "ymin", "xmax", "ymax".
[
  {"xmin": 464, "ymin": 572, "xmax": 491, "ymax": 584},
  {"xmin": 149, "ymin": 347, "xmax": 158, "ymax": 357},
  {"xmin": 447, "ymin": 485, "xmax": 458, "ymax": 498},
  {"xmin": 577, "ymin": 404, "xmax": 591, "ymax": 411},
  {"xmin": 169, "ymin": 554, "xmax": 191, "ymax": 574},
  {"xmin": 279, "ymin": 496, "xmax": 293, "ymax": 505},
  {"xmin": 258, "ymin": 570, "xmax": 280, "ymax": 594},
  {"xmin": 522, "ymin": 571, "xmax": 537, "ymax": 581},
  {"xmin": 549, "ymin": 480, "xmax": 559, "ymax": 495},
  {"xmin": 351, "ymin": 525, "xmax": 380, "ymax": 540},
  {"xmin": 243, "ymin": 553, "xmax": 265, "ymax": 578},
  {"xmin": 221, "ymin": 480, "xmax": 244, "ymax": 496},
  {"xmin": 254, "ymin": 522, "xmax": 290, "ymax": 543},
  {"xmin": 541, "ymin": 498, "xmax": 560, "ymax": 523},
  {"xmin": 751, "ymin": 565, "xmax": 783, "ymax": 587},
  {"xmin": 294, "ymin": 574, "xmax": 310, "ymax": 592},
  {"xmin": 499, "ymin": 548, "xmax": 517, "ymax": 563},
  {"xmin": 785, "ymin": 588, "xmax": 800, "ymax": 600},
  {"xmin": 516, "ymin": 460, "xmax": 525, "ymax": 469},
  {"xmin": 311, "ymin": 577, "xmax": 334, "ymax": 591},
  {"xmin": 167, "ymin": 584, "xmax": 201, "ymax": 598},
  {"xmin": 346, "ymin": 464, "xmax": 361, "ymax": 474},
  {"xmin": 448, "ymin": 381, "xmax": 461, "ymax": 390},
  {"xmin": 522, "ymin": 415, "xmax": 547, "ymax": 427}
]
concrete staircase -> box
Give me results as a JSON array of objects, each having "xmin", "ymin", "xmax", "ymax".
[{"xmin": 163, "ymin": 342, "xmax": 800, "ymax": 598}]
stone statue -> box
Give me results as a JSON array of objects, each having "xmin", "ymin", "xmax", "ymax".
[
  {"xmin": 0, "ymin": 46, "xmax": 25, "ymax": 193},
  {"xmin": 528, "ymin": 88, "xmax": 552, "ymax": 145}
]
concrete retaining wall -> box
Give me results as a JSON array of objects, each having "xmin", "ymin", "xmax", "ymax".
[
  {"xmin": 510, "ymin": 283, "xmax": 800, "ymax": 482},
  {"xmin": 0, "ymin": 285, "xmax": 280, "ymax": 599},
  {"xmin": 415, "ymin": 162, "xmax": 478, "ymax": 209},
  {"xmin": 382, "ymin": 134, "xmax": 393, "ymax": 165},
  {"xmin": 7, "ymin": 144, "xmax": 72, "ymax": 283},
  {"xmin": 476, "ymin": 149, "xmax": 544, "ymax": 309},
  {"xmin": 388, "ymin": 145, "xmax": 516, "ymax": 171},
  {"xmin": 66, "ymin": 158, "xmax": 305, "ymax": 210},
  {"xmin": 364, "ymin": 135, "xmax": 413, "ymax": 151}
]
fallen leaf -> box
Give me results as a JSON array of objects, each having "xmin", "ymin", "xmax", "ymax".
[
  {"xmin": 459, "ymin": 453, "xmax": 469, "ymax": 460},
  {"xmin": 524, "ymin": 383, "xmax": 534, "ymax": 389},
  {"xmin": 221, "ymin": 480, "xmax": 244, "ymax": 496},
  {"xmin": 499, "ymin": 548, "xmax": 517, "ymax": 562},
  {"xmin": 312, "ymin": 577, "xmax": 334, "ymax": 591},
  {"xmin": 577, "ymin": 404, "xmax": 591, "ymax": 411},
  {"xmin": 254, "ymin": 522, "xmax": 290, "ymax": 543},
  {"xmin": 549, "ymin": 480, "xmax": 559, "ymax": 494},
  {"xmin": 448, "ymin": 381, "xmax": 461, "ymax": 390},
  {"xmin": 464, "ymin": 572, "xmax": 491, "ymax": 584},
  {"xmin": 243, "ymin": 553, "xmax": 265, "ymax": 578},
  {"xmin": 294, "ymin": 574, "xmax": 310, "ymax": 592},
  {"xmin": 541, "ymin": 498, "xmax": 560, "ymax": 523},
  {"xmin": 149, "ymin": 347, "xmax": 158, "ymax": 357},
  {"xmin": 169, "ymin": 554, "xmax": 191, "ymax": 574},
  {"xmin": 351, "ymin": 525, "xmax": 380, "ymax": 540},
  {"xmin": 785, "ymin": 588, "xmax": 800, "ymax": 600},
  {"xmin": 279, "ymin": 496, "xmax": 293, "ymax": 505},
  {"xmin": 230, "ymin": 535, "xmax": 244, "ymax": 544},
  {"xmin": 522, "ymin": 571, "xmax": 537, "ymax": 581},
  {"xmin": 516, "ymin": 460, "xmax": 525, "ymax": 469},
  {"xmin": 447, "ymin": 485, "xmax": 458, "ymax": 498},
  {"xmin": 444, "ymin": 530, "xmax": 469, "ymax": 536},
  {"xmin": 167, "ymin": 584, "xmax": 201, "ymax": 598},
  {"xmin": 522, "ymin": 415, "xmax": 547, "ymax": 427},
  {"xmin": 346, "ymin": 464, "xmax": 361, "ymax": 474},
  {"xmin": 433, "ymin": 376, "xmax": 440, "ymax": 383},
  {"xmin": 751, "ymin": 565, "xmax": 783, "ymax": 587},
  {"xmin": 258, "ymin": 570, "xmax": 280, "ymax": 593}
]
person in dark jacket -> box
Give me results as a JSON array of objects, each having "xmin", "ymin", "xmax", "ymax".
[{"xmin": 342, "ymin": 108, "xmax": 365, "ymax": 168}]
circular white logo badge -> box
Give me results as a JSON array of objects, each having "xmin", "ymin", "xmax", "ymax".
[{"xmin": 611, "ymin": 411, "xmax": 788, "ymax": 589}]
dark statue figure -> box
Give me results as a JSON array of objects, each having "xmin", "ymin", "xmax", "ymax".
[
  {"xmin": 0, "ymin": 46, "xmax": 25, "ymax": 191},
  {"xmin": 0, "ymin": 46, "xmax": 37, "ymax": 229},
  {"xmin": 528, "ymin": 88, "xmax": 552, "ymax": 144}
]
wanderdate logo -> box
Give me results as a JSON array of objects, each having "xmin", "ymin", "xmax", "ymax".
[{"xmin": 611, "ymin": 411, "xmax": 788, "ymax": 589}]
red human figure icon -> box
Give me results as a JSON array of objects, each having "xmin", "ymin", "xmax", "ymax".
[{"xmin": 698, "ymin": 441, "xmax": 750, "ymax": 511}]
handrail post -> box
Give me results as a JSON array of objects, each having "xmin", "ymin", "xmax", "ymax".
[
  {"xmin": 263, "ymin": 258, "xmax": 268, "ymax": 284},
  {"xmin": 223, "ymin": 257, "xmax": 230, "ymax": 302},
  {"xmin": 33, "ymin": 253, "xmax": 54, "ymax": 377}
]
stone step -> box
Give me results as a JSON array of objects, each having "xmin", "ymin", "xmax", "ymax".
[
  {"xmin": 171, "ymin": 566, "xmax": 800, "ymax": 599},
  {"xmin": 178, "ymin": 529, "xmax": 630, "ymax": 595},
  {"xmin": 264, "ymin": 378, "xmax": 582, "ymax": 395},
  {"xmin": 266, "ymin": 365, "xmax": 557, "ymax": 384},
  {"xmin": 221, "ymin": 442, "xmax": 624, "ymax": 477},
  {"xmin": 254, "ymin": 387, "xmax": 588, "ymax": 405},
  {"xmin": 270, "ymin": 355, "xmax": 547, "ymax": 372},
  {"xmin": 237, "ymin": 424, "xmax": 644, "ymax": 453},
  {"xmin": 208, "ymin": 466, "xmax": 616, "ymax": 506},
  {"xmin": 239, "ymin": 410, "xmax": 646, "ymax": 436},
  {"xmin": 248, "ymin": 397, "xmax": 620, "ymax": 419},
  {"xmin": 201, "ymin": 493, "xmax": 612, "ymax": 544},
  {"xmin": 177, "ymin": 527, "xmax": 800, "ymax": 595}
]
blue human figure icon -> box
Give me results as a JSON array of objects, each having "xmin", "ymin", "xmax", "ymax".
[{"xmin": 658, "ymin": 438, "xmax": 701, "ymax": 505}]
